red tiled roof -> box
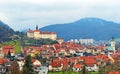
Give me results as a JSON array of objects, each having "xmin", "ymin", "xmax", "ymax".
[
  {"xmin": 95, "ymin": 46, "xmax": 106, "ymax": 50},
  {"xmin": 2, "ymin": 46, "xmax": 14, "ymax": 49},
  {"xmin": 28, "ymin": 30, "xmax": 34, "ymax": 33},
  {"xmin": 40, "ymin": 31, "xmax": 56, "ymax": 34},
  {"xmin": 61, "ymin": 58, "xmax": 69, "ymax": 67},
  {"xmin": 28, "ymin": 29, "xmax": 56, "ymax": 35},
  {"xmin": 108, "ymin": 72, "xmax": 120, "ymax": 74},
  {"xmin": 0, "ymin": 58, "xmax": 9, "ymax": 65},
  {"xmin": 73, "ymin": 63, "xmax": 82, "ymax": 68},
  {"xmin": 95, "ymin": 54, "xmax": 109, "ymax": 62},
  {"xmin": 2, "ymin": 46, "xmax": 14, "ymax": 55},
  {"xmin": 2, "ymin": 49, "xmax": 14, "ymax": 55},
  {"xmin": 53, "ymin": 44, "xmax": 60, "ymax": 50},
  {"xmin": 84, "ymin": 57, "xmax": 97, "ymax": 66},
  {"xmin": 50, "ymin": 61, "xmax": 61, "ymax": 67},
  {"xmin": 95, "ymin": 54, "xmax": 107, "ymax": 59},
  {"xmin": 28, "ymin": 30, "xmax": 39, "ymax": 33},
  {"xmin": 31, "ymin": 59, "xmax": 36, "ymax": 63}
]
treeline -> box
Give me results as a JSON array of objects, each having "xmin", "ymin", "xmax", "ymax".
[
  {"xmin": 24, "ymin": 38, "xmax": 59, "ymax": 46},
  {"xmin": 0, "ymin": 21, "xmax": 14, "ymax": 42}
]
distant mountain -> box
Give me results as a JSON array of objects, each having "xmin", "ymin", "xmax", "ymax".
[
  {"xmin": 40, "ymin": 18, "xmax": 120, "ymax": 41},
  {"xmin": 0, "ymin": 20, "xmax": 14, "ymax": 42}
]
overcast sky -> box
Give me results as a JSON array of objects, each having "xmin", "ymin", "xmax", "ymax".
[{"xmin": 0, "ymin": 0, "xmax": 120, "ymax": 31}]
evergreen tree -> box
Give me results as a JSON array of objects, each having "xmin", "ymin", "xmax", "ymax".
[
  {"xmin": 82, "ymin": 65, "xmax": 86, "ymax": 74},
  {"xmin": 7, "ymin": 50, "xmax": 11, "ymax": 58},
  {"xmin": 23, "ymin": 55, "xmax": 34, "ymax": 74}
]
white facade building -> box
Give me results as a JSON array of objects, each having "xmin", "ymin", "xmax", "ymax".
[
  {"xmin": 27, "ymin": 25, "xmax": 57, "ymax": 40},
  {"xmin": 79, "ymin": 39, "xmax": 94, "ymax": 45}
]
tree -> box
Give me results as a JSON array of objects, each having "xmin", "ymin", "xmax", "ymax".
[
  {"xmin": 98, "ymin": 64, "xmax": 106, "ymax": 74},
  {"xmin": 82, "ymin": 65, "xmax": 86, "ymax": 74},
  {"xmin": 7, "ymin": 50, "xmax": 11, "ymax": 58},
  {"xmin": 11, "ymin": 60, "xmax": 20, "ymax": 74},
  {"xmin": 22, "ymin": 55, "xmax": 34, "ymax": 74}
]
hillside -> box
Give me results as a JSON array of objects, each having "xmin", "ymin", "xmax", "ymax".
[
  {"xmin": 40, "ymin": 18, "xmax": 120, "ymax": 41},
  {"xmin": 0, "ymin": 20, "xmax": 14, "ymax": 42}
]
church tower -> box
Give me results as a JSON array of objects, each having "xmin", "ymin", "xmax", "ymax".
[
  {"xmin": 36, "ymin": 25, "xmax": 38, "ymax": 30},
  {"xmin": 110, "ymin": 38, "xmax": 116, "ymax": 53},
  {"xmin": 34, "ymin": 25, "xmax": 40, "ymax": 39}
]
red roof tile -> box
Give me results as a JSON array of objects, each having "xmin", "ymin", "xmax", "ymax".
[
  {"xmin": 0, "ymin": 58, "xmax": 9, "ymax": 65},
  {"xmin": 2, "ymin": 46, "xmax": 14, "ymax": 55},
  {"xmin": 2, "ymin": 46, "xmax": 14, "ymax": 49},
  {"xmin": 108, "ymin": 72, "xmax": 120, "ymax": 74},
  {"xmin": 84, "ymin": 57, "xmax": 97, "ymax": 66},
  {"xmin": 50, "ymin": 61, "xmax": 61, "ymax": 67},
  {"xmin": 73, "ymin": 63, "xmax": 82, "ymax": 68},
  {"xmin": 28, "ymin": 30, "xmax": 39, "ymax": 33},
  {"xmin": 28, "ymin": 30, "xmax": 34, "ymax": 33},
  {"xmin": 40, "ymin": 31, "xmax": 56, "ymax": 34}
]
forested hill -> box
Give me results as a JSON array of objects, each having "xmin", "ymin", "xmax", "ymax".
[
  {"xmin": 0, "ymin": 20, "xmax": 14, "ymax": 42},
  {"xmin": 40, "ymin": 18, "xmax": 120, "ymax": 41}
]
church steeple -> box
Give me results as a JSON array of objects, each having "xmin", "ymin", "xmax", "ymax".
[{"xmin": 36, "ymin": 25, "xmax": 38, "ymax": 30}]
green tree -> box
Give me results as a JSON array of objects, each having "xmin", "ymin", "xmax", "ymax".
[
  {"xmin": 7, "ymin": 50, "xmax": 11, "ymax": 58},
  {"xmin": 22, "ymin": 55, "xmax": 34, "ymax": 74},
  {"xmin": 82, "ymin": 65, "xmax": 86, "ymax": 74},
  {"xmin": 98, "ymin": 64, "xmax": 106, "ymax": 74}
]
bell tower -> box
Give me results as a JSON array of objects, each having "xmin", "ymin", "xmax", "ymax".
[
  {"xmin": 110, "ymin": 37, "xmax": 116, "ymax": 53},
  {"xmin": 34, "ymin": 25, "xmax": 40, "ymax": 39}
]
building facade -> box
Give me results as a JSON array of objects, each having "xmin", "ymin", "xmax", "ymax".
[
  {"xmin": 79, "ymin": 39, "xmax": 94, "ymax": 45},
  {"xmin": 27, "ymin": 25, "xmax": 57, "ymax": 40}
]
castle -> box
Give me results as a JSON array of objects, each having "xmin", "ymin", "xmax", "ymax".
[{"xmin": 27, "ymin": 25, "xmax": 57, "ymax": 40}]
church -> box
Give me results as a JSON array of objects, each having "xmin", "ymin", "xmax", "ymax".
[{"xmin": 27, "ymin": 25, "xmax": 57, "ymax": 40}]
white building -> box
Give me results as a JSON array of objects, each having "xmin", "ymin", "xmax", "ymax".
[
  {"xmin": 110, "ymin": 39, "xmax": 116, "ymax": 53},
  {"xmin": 27, "ymin": 25, "xmax": 57, "ymax": 40},
  {"xmin": 79, "ymin": 39, "xmax": 94, "ymax": 45},
  {"xmin": 36, "ymin": 66, "xmax": 48, "ymax": 74}
]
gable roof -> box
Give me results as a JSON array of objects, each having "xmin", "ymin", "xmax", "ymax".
[
  {"xmin": 50, "ymin": 61, "xmax": 61, "ymax": 67},
  {"xmin": 0, "ymin": 58, "xmax": 9, "ymax": 65},
  {"xmin": 2, "ymin": 46, "xmax": 14, "ymax": 49},
  {"xmin": 2, "ymin": 46, "xmax": 14, "ymax": 55},
  {"xmin": 73, "ymin": 63, "xmax": 82, "ymax": 68},
  {"xmin": 84, "ymin": 56, "xmax": 97, "ymax": 66}
]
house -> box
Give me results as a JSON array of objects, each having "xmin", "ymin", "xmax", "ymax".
[
  {"xmin": 73, "ymin": 63, "xmax": 82, "ymax": 72},
  {"xmin": 84, "ymin": 57, "xmax": 98, "ymax": 71},
  {"xmin": 36, "ymin": 66, "xmax": 48, "ymax": 74},
  {"xmin": 32, "ymin": 59, "xmax": 41, "ymax": 67},
  {"xmin": 1, "ymin": 46, "xmax": 15, "ymax": 57},
  {"xmin": 0, "ymin": 58, "xmax": 9, "ymax": 65},
  {"xmin": 49, "ymin": 58, "xmax": 63, "ymax": 71},
  {"xmin": 56, "ymin": 38, "xmax": 64, "ymax": 44},
  {"xmin": 17, "ymin": 60, "xmax": 24, "ymax": 71}
]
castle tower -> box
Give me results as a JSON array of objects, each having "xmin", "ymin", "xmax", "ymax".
[
  {"xmin": 36, "ymin": 25, "xmax": 38, "ymax": 30},
  {"xmin": 34, "ymin": 25, "xmax": 40, "ymax": 39}
]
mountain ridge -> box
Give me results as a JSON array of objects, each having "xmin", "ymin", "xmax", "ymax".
[
  {"xmin": 40, "ymin": 17, "xmax": 120, "ymax": 41},
  {"xmin": 0, "ymin": 20, "xmax": 14, "ymax": 42}
]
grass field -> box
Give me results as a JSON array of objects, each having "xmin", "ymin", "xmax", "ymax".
[
  {"xmin": 48, "ymin": 71, "xmax": 79, "ymax": 74},
  {"xmin": 0, "ymin": 40, "xmax": 21, "ymax": 54},
  {"xmin": 48, "ymin": 71, "xmax": 98, "ymax": 74},
  {"xmin": 14, "ymin": 40, "xmax": 21, "ymax": 54}
]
